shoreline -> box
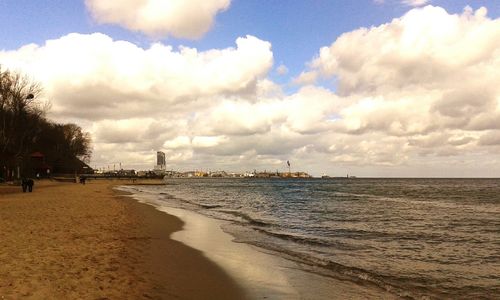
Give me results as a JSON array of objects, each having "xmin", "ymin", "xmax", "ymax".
[
  {"xmin": 0, "ymin": 179, "xmax": 245, "ymax": 299},
  {"xmin": 122, "ymin": 183, "xmax": 401, "ymax": 300}
]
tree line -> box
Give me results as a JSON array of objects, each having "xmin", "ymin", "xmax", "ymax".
[{"xmin": 0, "ymin": 66, "xmax": 92, "ymax": 180}]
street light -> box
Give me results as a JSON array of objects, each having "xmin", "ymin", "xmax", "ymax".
[{"xmin": 16, "ymin": 93, "xmax": 36, "ymax": 179}]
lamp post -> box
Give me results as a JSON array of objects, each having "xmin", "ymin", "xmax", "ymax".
[{"xmin": 16, "ymin": 93, "xmax": 35, "ymax": 180}]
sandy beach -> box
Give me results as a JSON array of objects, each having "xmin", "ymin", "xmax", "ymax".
[{"xmin": 0, "ymin": 180, "xmax": 244, "ymax": 299}]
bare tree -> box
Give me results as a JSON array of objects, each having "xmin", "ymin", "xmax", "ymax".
[
  {"xmin": 62, "ymin": 123, "xmax": 93, "ymax": 163},
  {"xmin": 1, "ymin": 66, "xmax": 92, "ymax": 179},
  {"xmin": 0, "ymin": 66, "xmax": 44, "ymax": 179}
]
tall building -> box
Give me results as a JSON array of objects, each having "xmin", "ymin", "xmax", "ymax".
[{"xmin": 156, "ymin": 151, "xmax": 166, "ymax": 170}]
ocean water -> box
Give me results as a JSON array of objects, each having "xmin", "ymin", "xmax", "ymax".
[{"xmin": 121, "ymin": 178, "xmax": 500, "ymax": 299}]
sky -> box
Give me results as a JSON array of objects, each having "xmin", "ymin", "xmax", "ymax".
[{"xmin": 1, "ymin": 0, "xmax": 499, "ymax": 177}]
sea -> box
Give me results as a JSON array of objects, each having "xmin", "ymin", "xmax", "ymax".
[{"xmin": 120, "ymin": 178, "xmax": 500, "ymax": 299}]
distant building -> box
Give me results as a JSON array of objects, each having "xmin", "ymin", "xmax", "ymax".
[
  {"xmin": 118, "ymin": 169, "xmax": 136, "ymax": 176},
  {"xmin": 194, "ymin": 171, "xmax": 208, "ymax": 177},
  {"xmin": 209, "ymin": 171, "xmax": 228, "ymax": 177},
  {"xmin": 155, "ymin": 151, "xmax": 166, "ymax": 171},
  {"xmin": 163, "ymin": 170, "xmax": 181, "ymax": 178},
  {"xmin": 157, "ymin": 151, "xmax": 166, "ymax": 167}
]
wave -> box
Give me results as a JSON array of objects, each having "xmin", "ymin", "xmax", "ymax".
[
  {"xmin": 236, "ymin": 235, "xmax": 485, "ymax": 300},
  {"xmin": 252, "ymin": 228, "xmax": 371, "ymax": 251},
  {"xmin": 217, "ymin": 209, "xmax": 276, "ymax": 227}
]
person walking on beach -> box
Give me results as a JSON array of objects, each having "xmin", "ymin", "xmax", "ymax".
[
  {"xmin": 21, "ymin": 178, "xmax": 28, "ymax": 192},
  {"xmin": 21, "ymin": 178, "xmax": 34, "ymax": 192},
  {"xmin": 27, "ymin": 178, "xmax": 34, "ymax": 192}
]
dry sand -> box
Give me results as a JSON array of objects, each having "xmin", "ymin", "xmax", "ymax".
[{"xmin": 0, "ymin": 180, "xmax": 245, "ymax": 299}]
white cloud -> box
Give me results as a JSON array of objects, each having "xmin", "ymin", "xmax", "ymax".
[
  {"xmin": 85, "ymin": 0, "xmax": 231, "ymax": 39},
  {"xmin": 402, "ymin": 0, "xmax": 430, "ymax": 7},
  {"xmin": 0, "ymin": 33, "xmax": 273, "ymax": 121},
  {"xmin": 479, "ymin": 131, "xmax": 500, "ymax": 146},
  {"xmin": 374, "ymin": 0, "xmax": 431, "ymax": 7},
  {"xmin": 293, "ymin": 5, "xmax": 500, "ymax": 174},
  {"xmin": 2, "ymin": 5, "xmax": 500, "ymax": 177},
  {"xmin": 192, "ymin": 136, "xmax": 227, "ymax": 148},
  {"xmin": 304, "ymin": 6, "xmax": 499, "ymax": 96},
  {"xmin": 276, "ymin": 64, "xmax": 288, "ymax": 75},
  {"xmin": 293, "ymin": 71, "xmax": 318, "ymax": 85}
]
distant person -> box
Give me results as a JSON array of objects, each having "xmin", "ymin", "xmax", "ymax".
[
  {"xmin": 21, "ymin": 178, "xmax": 34, "ymax": 192},
  {"xmin": 21, "ymin": 178, "xmax": 28, "ymax": 192},
  {"xmin": 79, "ymin": 176, "xmax": 86, "ymax": 185},
  {"xmin": 27, "ymin": 179, "xmax": 34, "ymax": 192}
]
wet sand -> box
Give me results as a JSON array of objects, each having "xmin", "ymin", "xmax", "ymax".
[
  {"xmin": 0, "ymin": 180, "xmax": 244, "ymax": 299},
  {"xmin": 153, "ymin": 205, "xmax": 400, "ymax": 300},
  {"xmin": 123, "ymin": 185, "xmax": 401, "ymax": 300}
]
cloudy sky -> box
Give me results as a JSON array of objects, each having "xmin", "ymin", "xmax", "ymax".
[{"xmin": 1, "ymin": 0, "xmax": 499, "ymax": 177}]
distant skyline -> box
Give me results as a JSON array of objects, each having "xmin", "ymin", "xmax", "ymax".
[{"xmin": 1, "ymin": 0, "xmax": 499, "ymax": 177}]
